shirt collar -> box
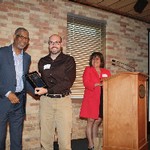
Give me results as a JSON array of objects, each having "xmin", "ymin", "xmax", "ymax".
[{"xmin": 48, "ymin": 51, "xmax": 63, "ymax": 60}]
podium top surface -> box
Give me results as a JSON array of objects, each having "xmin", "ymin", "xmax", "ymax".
[{"xmin": 103, "ymin": 71, "xmax": 148, "ymax": 81}]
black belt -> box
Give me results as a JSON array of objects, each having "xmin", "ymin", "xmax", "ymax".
[
  {"xmin": 15, "ymin": 91, "xmax": 24, "ymax": 96},
  {"xmin": 44, "ymin": 93, "xmax": 70, "ymax": 98}
]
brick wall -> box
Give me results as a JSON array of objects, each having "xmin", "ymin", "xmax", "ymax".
[{"xmin": 0, "ymin": 0, "xmax": 149, "ymax": 149}]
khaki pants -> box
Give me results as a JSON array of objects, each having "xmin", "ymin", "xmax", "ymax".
[{"xmin": 40, "ymin": 95, "xmax": 72, "ymax": 150}]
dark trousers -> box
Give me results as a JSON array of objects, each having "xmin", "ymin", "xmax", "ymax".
[{"xmin": 0, "ymin": 95, "xmax": 25, "ymax": 150}]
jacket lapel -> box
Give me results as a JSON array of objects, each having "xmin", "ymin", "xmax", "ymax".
[
  {"xmin": 7, "ymin": 45, "xmax": 16, "ymax": 79},
  {"xmin": 92, "ymin": 67, "xmax": 100, "ymax": 79}
]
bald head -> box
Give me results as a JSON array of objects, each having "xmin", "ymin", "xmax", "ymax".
[{"xmin": 49, "ymin": 34, "xmax": 62, "ymax": 43}]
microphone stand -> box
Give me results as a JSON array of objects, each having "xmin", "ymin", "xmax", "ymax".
[{"xmin": 112, "ymin": 59, "xmax": 136, "ymax": 72}]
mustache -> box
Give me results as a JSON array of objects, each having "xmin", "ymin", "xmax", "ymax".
[{"xmin": 51, "ymin": 46, "xmax": 58, "ymax": 49}]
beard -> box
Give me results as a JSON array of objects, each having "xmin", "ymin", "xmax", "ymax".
[
  {"xmin": 14, "ymin": 41, "xmax": 28, "ymax": 50},
  {"xmin": 17, "ymin": 44, "xmax": 26, "ymax": 50},
  {"xmin": 49, "ymin": 47, "xmax": 62, "ymax": 54}
]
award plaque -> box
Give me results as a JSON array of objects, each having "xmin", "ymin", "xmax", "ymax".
[{"xmin": 26, "ymin": 71, "xmax": 47, "ymax": 88}]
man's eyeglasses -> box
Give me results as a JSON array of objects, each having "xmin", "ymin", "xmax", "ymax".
[
  {"xmin": 16, "ymin": 35, "xmax": 30, "ymax": 41},
  {"xmin": 48, "ymin": 41, "xmax": 61, "ymax": 45}
]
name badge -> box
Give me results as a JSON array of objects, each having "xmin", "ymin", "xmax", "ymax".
[
  {"xmin": 44, "ymin": 64, "xmax": 51, "ymax": 70},
  {"xmin": 102, "ymin": 74, "xmax": 108, "ymax": 77}
]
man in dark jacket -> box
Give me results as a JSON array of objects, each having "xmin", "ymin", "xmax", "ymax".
[{"xmin": 0, "ymin": 27, "xmax": 34, "ymax": 150}]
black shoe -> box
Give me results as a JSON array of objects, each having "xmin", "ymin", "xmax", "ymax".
[{"xmin": 88, "ymin": 147, "xmax": 94, "ymax": 150}]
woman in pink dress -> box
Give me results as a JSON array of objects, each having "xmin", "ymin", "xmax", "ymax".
[{"xmin": 80, "ymin": 52, "xmax": 111, "ymax": 150}]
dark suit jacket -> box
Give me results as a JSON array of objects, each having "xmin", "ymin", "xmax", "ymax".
[{"xmin": 0, "ymin": 44, "xmax": 34, "ymax": 113}]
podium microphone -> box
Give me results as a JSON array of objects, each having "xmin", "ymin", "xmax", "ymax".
[{"xmin": 112, "ymin": 59, "xmax": 136, "ymax": 72}]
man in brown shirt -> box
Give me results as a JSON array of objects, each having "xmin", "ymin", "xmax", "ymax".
[{"xmin": 35, "ymin": 34, "xmax": 76, "ymax": 150}]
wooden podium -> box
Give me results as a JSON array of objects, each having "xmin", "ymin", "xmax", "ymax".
[{"xmin": 103, "ymin": 72, "xmax": 148, "ymax": 150}]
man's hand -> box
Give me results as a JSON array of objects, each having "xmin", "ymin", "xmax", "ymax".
[
  {"xmin": 8, "ymin": 92, "xmax": 20, "ymax": 104},
  {"xmin": 35, "ymin": 87, "xmax": 48, "ymax": 95}
]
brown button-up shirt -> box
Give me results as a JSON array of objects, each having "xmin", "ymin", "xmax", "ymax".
[{"xmin": 38, "ymin": 52, "xmax": 76, "ymax": 94}]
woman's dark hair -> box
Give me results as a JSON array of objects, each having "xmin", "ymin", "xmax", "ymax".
[{"xmin": 89, "ymin": 52, "xmax": 105, "ymax": 68}]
